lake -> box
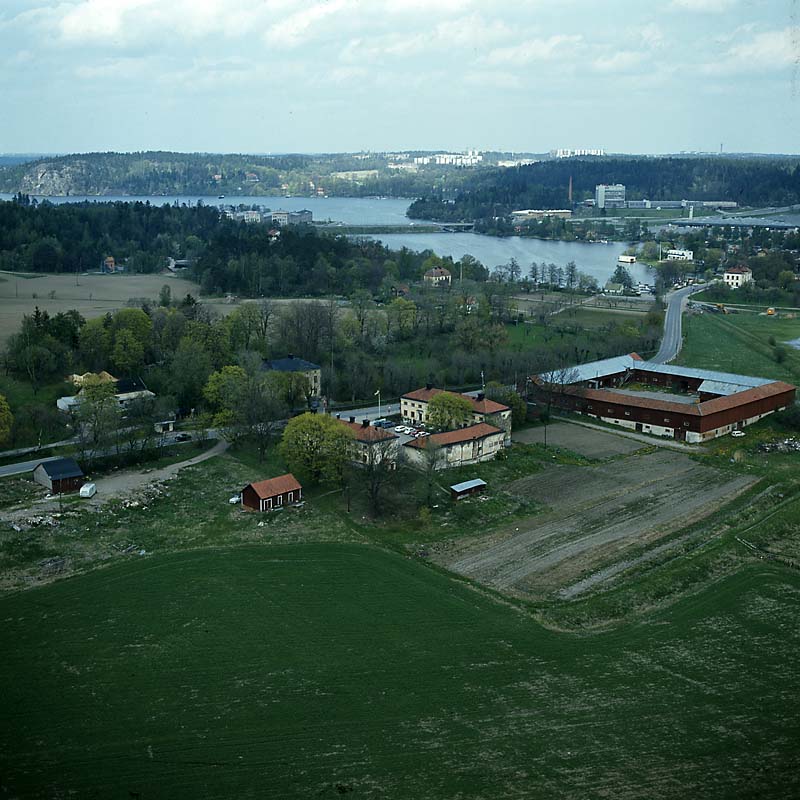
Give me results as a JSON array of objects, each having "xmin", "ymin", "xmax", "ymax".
[{"xmin": 0, "ymin": 193, "xmax": 651, "ymax": 285}]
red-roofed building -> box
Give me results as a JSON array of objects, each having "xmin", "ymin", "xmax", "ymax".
[
  {"xmin": 336, "ymin": 415, "xmax": 400, "ymax": 466},
  {"xmin": 401, "ymin": 386, "xmax": 512, "ymax": 443},
  {"xmin": 403, "ymin": 423, "xmax": 505, "ymax": 469},
  {"xmin": 423, "ymin": 266, "xmax": 451, "ymax": 286},
  {"xmin": 241, "ymin": 474, "xmax": 302, "ymax": 511},
  {"xmin": 723, "ymin": 265, "xmax": 753, "ymax": 289}
]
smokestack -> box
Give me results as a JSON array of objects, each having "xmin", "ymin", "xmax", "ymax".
[{"xmin": 568, "ymin": 175, "xmax": 573, "ymax": 204}]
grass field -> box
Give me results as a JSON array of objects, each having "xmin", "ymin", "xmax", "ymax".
[
  {"xmin": 0, "ymin": 271, "xmax": 202, "ymax": 344},
  {"xmin": 677, "ymin": 312, "xmax": 800, "ymax": 383},
  {"xmin": 1, "ymin": 545, "xmax": 798, "ymax": 799}
]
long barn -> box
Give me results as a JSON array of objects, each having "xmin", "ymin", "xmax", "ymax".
[{"xmin": 535, "ymin": 354, "xmax": 796, "ymax": 443}]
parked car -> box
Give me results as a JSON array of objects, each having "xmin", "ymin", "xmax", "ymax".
[
  {"xmin": 175, "ymin": 432, "xmax": 191, "ymax": 442},
  {"xmin": 228, "ymin": 494, "xmax": 241, "ymax": 504},
  {"xmin": 394, "ymin": 425, "xmax": 406, "ymax": 433},
  {"xmin": 79, "ymin": 482, "xmax": 97, "ymax": 498},
  {"xmin": 731, "ymin": 430, "xmax": 746, "ymax": 438}
]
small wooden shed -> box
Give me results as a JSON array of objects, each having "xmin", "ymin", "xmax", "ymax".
[
  {"xmin": 32, "ymin": 458, "xmax": 84, "ymax": 494},
  {"xmin": 241, "ymin": 474, "xmax": 303, "ymax": 512},
  {"xmin": 449, "ymin": 478, "xmax": 487, "ymax": 501}
]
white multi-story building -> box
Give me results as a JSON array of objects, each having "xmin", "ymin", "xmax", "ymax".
[
  {"xmin": 595, "ymin": 184, "xmax": 626, "ymax": 209},
  {"xmin": 666, "ymin": 249, "xmax": 694, "ymax": 261},
  {"xmin": 723, "ymin": 266, "xmax": 753, "ymax": 289},
  {"xmin": 553, "ymin": 148, "xmax": 605, "ymax": 158}
]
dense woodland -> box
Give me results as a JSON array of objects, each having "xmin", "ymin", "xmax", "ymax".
[{"xmin": 408, "ymin": 157, "xmax": 800, "ymax": 225}]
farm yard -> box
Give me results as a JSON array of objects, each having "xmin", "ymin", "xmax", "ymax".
[
  {"xmin": 1, "ymin": 545, "xmax": 799, "ymax": 800},
  {"xmin": 442, "ymin": 449, "xmax": 757, "ymax": 600},
  {"xmin": 512, "ymin": 421, "xmax": 644, "ymax": 459}
]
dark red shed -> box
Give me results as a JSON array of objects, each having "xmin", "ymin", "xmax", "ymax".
[{"xmin": 241, "ymin": 474, "xmax": 302, "ymax": 512}]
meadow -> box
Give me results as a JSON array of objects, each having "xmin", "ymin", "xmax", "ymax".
[{"xmin": 1, "ymin": 546, "xmax": 798, "ymax": 799}]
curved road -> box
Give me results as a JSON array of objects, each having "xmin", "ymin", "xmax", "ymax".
[{"xmin": 651, "ymin": 285, "xmax": 700, "ymax": 364}]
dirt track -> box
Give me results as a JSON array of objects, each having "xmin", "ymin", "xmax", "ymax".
[{"xmin": 442, "ymin": 451, "xmax": 757, "ymax": 597}]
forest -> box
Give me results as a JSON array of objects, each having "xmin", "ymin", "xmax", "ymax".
[{"xmin": 408, "ymin": 157, "xmax": 800, "ymax": 224}]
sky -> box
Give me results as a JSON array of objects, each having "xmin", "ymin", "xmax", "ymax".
[{"xmin": 1, "ymin": 0, "xmax": 799, "ymax": 155}]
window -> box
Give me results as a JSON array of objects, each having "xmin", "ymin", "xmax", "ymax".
[
  {"xmin": 277, "ymin": 495, "xmax": 283, "ymax": 506},
  {"xmin": 288, "ymin": 492, "xmax": 293, "ymax": 502}
]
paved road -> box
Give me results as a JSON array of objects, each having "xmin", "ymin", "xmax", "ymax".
[{"xmin": 651, "ymin": 285, "xmax": 700, "ymax": 364}]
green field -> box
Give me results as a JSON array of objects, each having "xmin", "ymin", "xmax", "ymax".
[
  {"xmin": 1, "ymin": 546, "xmax": 798, "ymax": 799},
  {"xmin": 677, "ymin": 312, "xmax": 800, "ymax": 383}
]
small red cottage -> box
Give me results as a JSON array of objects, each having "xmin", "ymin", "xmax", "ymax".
[{"xmin": 241, "ymin": 473, "xmax": 302, "ymax": 512}]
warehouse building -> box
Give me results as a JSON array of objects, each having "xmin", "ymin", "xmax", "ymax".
[{"xmin": 534, "ymin": 354, "xmax": 796, "ymax": 442}]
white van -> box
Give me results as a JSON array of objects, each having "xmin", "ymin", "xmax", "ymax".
[{"xmin": 79, "ymin": 482, "xmax": 97, "ymax": 498}]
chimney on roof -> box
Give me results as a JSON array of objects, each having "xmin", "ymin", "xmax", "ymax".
[
  {"xmin": 349, "ymin": 416, "xmax": 356, "ymax": 424},
  {"xmin": 336, "ymin": 413, "xmax": 341, "ymax": 419},
  {"xmin": 477, "ymin": 392, "xmax": 485, "ymax": 402},
  {"xmin": 426, "ymin": 382, "xmax": 433, "ymax": 390},
  {"xmin": 362, "ymin": 418, "xmax": 369, "ymax": 428},
  {"xmin": 287, "ymin": 353, "xmax": 294, "ymax": 360}
]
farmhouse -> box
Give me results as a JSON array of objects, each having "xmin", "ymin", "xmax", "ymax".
[
  {"xmin": 423, "ymin": 267, "xmax": 452, "ymax": 287},
  {"xmin": 401, "ymin": 386, "xmax": 512, "ymax": 443},
  {"xmin": 57, "ymin": 376, "xmax": 155, "ymax": 413},
  {"xmin": 336, "ymin": 416, "xmax": 399, "ymax": 465},
  {"xmin": 241, "ymin": 474, "xmax": 302, "ymax": 512},
  {"xmin": 261, "ymin": 355, "xmax": 322, "ymax": 398},
  {"xmin": 32, "ymin": 458, "xmax": 84, "ymax": 494},
  {"xmin": 723, "ymin": 265, "xmax": 753, "ymax": 289},
  {"xmin": 403, "ymin": 423, "xmax": 505, "ymax": 469},
  {"xmin": 534, "ymin": 354, "xmax": 796, "ymax": 442}
]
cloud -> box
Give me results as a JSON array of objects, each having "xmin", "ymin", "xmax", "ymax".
[
  {"xmin": 702, "ymin": 27, "xmax": 800, "ymax": 74},
  {"xmin": 484, "ymin": 34, "xmax": 582, "ymax": 65},
  {"xmin": 592, "ymin": 50, "xmax": 646, "ymax": 73},
  {"xmin": 670, "ymin": 0, "xmax": 737, "ymax": 11}
]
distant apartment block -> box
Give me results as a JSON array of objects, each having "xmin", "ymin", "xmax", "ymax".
[
  {"xmin": 666, "ymin": 249, "xmax": 694, "ymax": 261},
  {"xmin": 595, "ymin": 184, "xmax": 626, "ymax": 209},
  {"xmin": 270, "ymin": 210, "xmax": 313, "ymax": 226},
  {"xmin": 414, "ymin": 150, "xmax": 483, "ymax": 167},
  {"xmin": 553, "ymin": 148, "xmax": 605, "ymax": 158}
]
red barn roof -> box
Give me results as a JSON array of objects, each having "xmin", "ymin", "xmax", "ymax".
[
  {"xmin": 404, "ymin": 423, "xmax": 502, "ymax": 449},
  {"xmin": 246, "ymin": 473, "xmax": 302, "ymax": 499},
  {"xmin": 338, "ymin": 419, "xmax": 398, "ymax": 442},
  {"xmin": 402, "ymin": 387, "xmax": 509, "ymax": 414}
]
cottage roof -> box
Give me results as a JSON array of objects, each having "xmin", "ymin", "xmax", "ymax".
[
  {"xmin": 36, "ymin": 457, "xmax": 83, "ymax": 480},
  {"xmin": 402, "ymin": 387, "xmax": 509, "ymax": 414},
  {"xmin": 724, "ymin": 265, "xmax": 752, "ymax": 275},
  {"xmin": 404, "ymin": 423, "xmax": 502, "ymax": 449},
  {"xmin": 424, "ymin": 267, "xmax": 451, "ymax": 278},
  {"xmin": 262, "ymin": 356, "xmax": 321, "ymax": 373},
  {"xmin": 246, "ymin": 473, "xmax": 302, "ymax": 499}
]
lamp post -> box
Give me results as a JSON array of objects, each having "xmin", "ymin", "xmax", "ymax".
[{"xmin": 374, "ymin": 388, "xmax": 381, "ymax": 420}]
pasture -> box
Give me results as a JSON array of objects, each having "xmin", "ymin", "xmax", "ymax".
[
  {"xmin": 0, "ymin": 271, "xmax": 201, "ymax": 343},
  {"xmin": 1, "ymin": 545, "xmax": 798, "ymax": 799}
]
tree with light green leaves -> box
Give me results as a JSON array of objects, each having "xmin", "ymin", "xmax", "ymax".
[
  {"xmin": 427, "ymin": 392, "xmax": 473, "ymax": 431},
  {"xmin": 0, "ymin": 394, "xmax": 12, "ymax": 447},
  {"xmin": 279, "ymin": 412, "xmax": 354, "ymax": 485}
]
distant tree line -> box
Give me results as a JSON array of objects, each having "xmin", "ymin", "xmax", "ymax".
[{"xmin": 408, "ymin": 157, "xmax": 800, "ymax": 225}]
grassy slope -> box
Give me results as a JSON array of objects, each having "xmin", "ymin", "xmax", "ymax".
[
  {"xmin": 677, "ymin": 312, "xmax": 800, "ymax": 384},
  {"xmin": 1, "ymin": 545, "xmax": 798, "ymax": 799}
]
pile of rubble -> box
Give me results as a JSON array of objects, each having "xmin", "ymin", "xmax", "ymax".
[
  {"xmin": 758, "ymin": 438, "xmax": 800, "ymax": 454},
  {"xmin": 9, "ymin": 514, "xmax": 62, "ymax": 532}
]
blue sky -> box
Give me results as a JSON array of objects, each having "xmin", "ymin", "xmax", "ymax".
[{"xmin": 1, "ymin": 0, "xmax": 798, "ymax": 154}]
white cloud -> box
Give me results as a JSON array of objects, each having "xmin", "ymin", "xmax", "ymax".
[
  {"xmin": 592, "ymin": 50, "xmax": 646, "ymax": 73},
  {"xmin": 702, "ymin": 27, "xmax": 799, "ymax": 74},
  {"xmin": 670, "ymin": 0, "xmax": 737, "ymax": 11},
  {"xmin": 484, "ymin": 34, "xmax": 582, "ymax": 65}
]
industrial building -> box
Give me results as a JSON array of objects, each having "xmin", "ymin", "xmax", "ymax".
[
  {"xmin": 595, "ymin": 184, "xmax": 626, "ymax": 209},
  {"xmin": 534, "ymin": 354, "xmax": 795, "ymax": 443}
]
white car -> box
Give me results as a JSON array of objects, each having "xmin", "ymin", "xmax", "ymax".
[
  {"xmin": 731, "ymin": 430, "xmax": 746, "ymax": 438},
  {"xmin": 394, "ymin": 425, "xmax": 406, "ymax": 433},
  {"xmin": 229, "ymin": 494, "xmax": 241, "ymax": 504},
  {"xmin": 415, "ymin": 431, "xmax": 429, "ymax": 438}
]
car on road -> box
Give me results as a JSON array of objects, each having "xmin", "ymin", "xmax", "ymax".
[
  {"xmin": 731, "ymin": 430, "xmax": 746, "ymax": 438},
  {"xmin": 175, "ymin": 433, "xmax": 191, "ymax": 442},
  {"xmin": 394, "ymin": 425, "xmax": 405, "ymax": 433}
]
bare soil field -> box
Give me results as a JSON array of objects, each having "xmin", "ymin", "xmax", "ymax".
[
  {"xmin": 513, "ymin": 422, "xmax": 644, "ymax": 459},
  {"xmin": 441, "ymin": 450, "xmax": 757, "ymax": 599},
  {"xmin": 0, "ymin": 271, "xmax": 200, "ymax": 343}
]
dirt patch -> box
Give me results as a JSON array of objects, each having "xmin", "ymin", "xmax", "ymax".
[
  {"xmin": 512, "ymin": 423, "xmax": 644, "ymax": 459},
  {"xmin": 439, "ymin": 450, "xmax": 757, "ymax": 598}
]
